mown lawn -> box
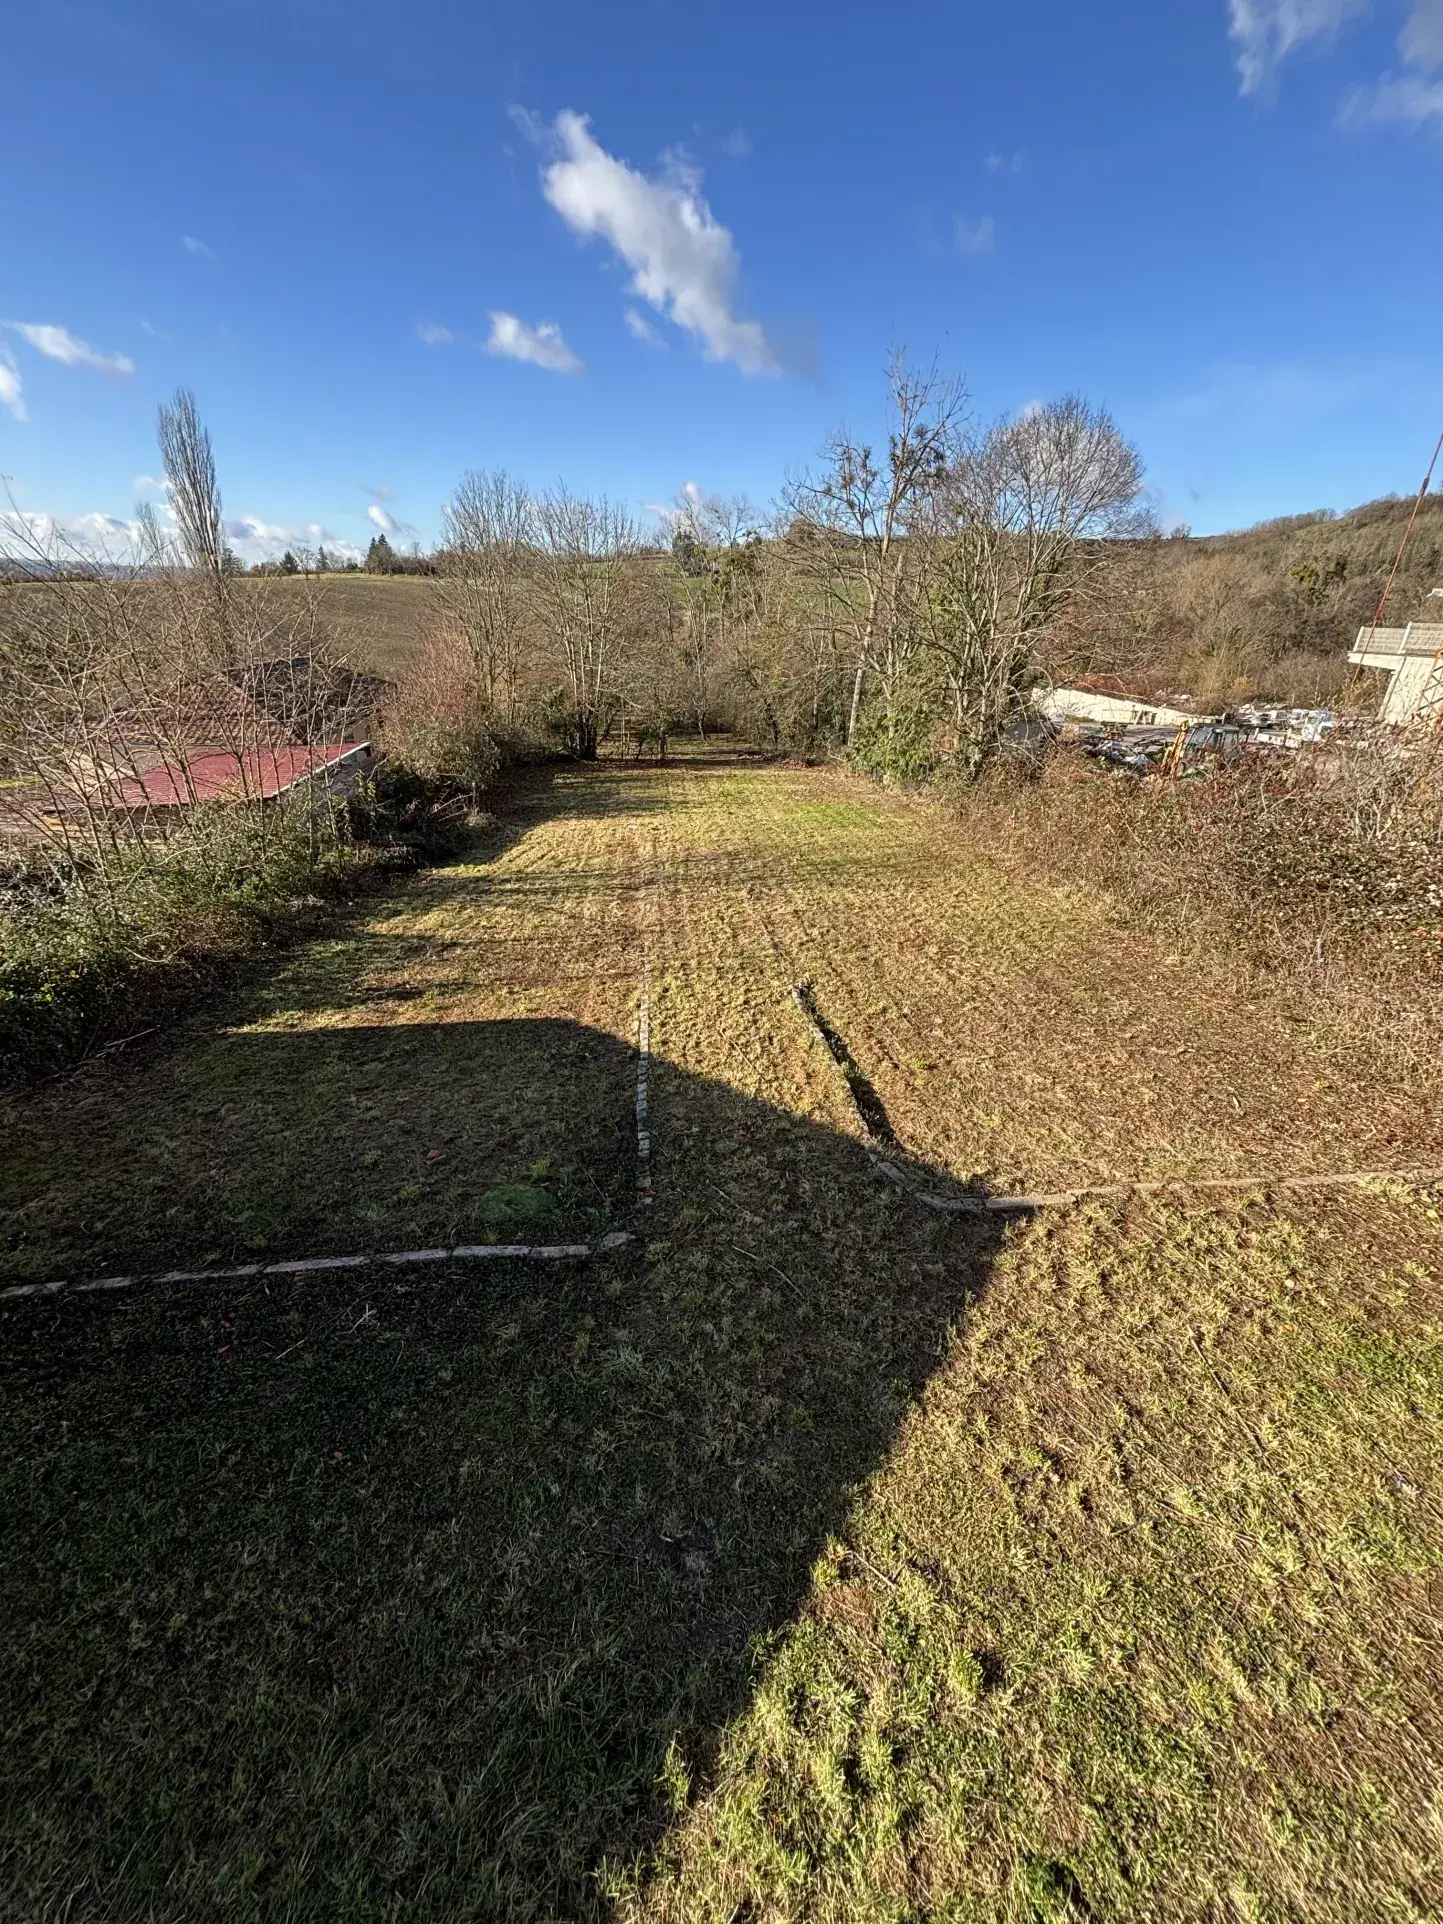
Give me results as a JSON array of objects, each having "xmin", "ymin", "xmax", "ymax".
[{"xmin": 3, "ymin": 750, "xmax": 1441, "ymax": 1921}]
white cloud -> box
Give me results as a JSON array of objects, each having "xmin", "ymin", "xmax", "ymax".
[
  {"xmin": 226, "ymin": 514, "xmax": 294, "ymax": 546},
  {"xmin": 0, "ymin": 348, "xmax": 25, "ymax": 421},
  {"xmin": 4, "ymin": 322, "xmax": 134, "ymax": 377},
  {"xmin": 420, "ymin": 311, "xmax": 583, "ymax": 373},
  {"xmin": 954, "ymin": 214, "xmax": 997, "ymax": 254},
  {"xmin": 720, "ymin": 128, "xmax": 752, "ymax": 157},
  {"xmin": 624, "ymin": 306, "xmax": 665, "ymax": 347},
  {"xmin": 484, "ymin": 310, "xmax": 584, "ymax": 373},
  {"xmin": 1343, "ymin": 68, "xmax": 1443, "ymax": 115},
  {"xmin": 536, "ymin": 110, "xmax": 778, "ymax": 376},
  {"xmin": 984, "ymin": 149, "xmax": 1024, "ymax": 173},
  {"xmin": 0, "ymin": 504, "xmax": 358, "ymax": 568},
  {"xmin": 223, "ymin": 514, "xmax": 362, "ymax": 565},
  {"xmin": 1230, "ymin": 0, "xmax": 1443, "ymax": 106},
  {"xmin": 132, "ymin": 473, "xmax": 169, "ymax": 495},
  {"xmin": 1229, "ymin": 0, "xmax": 1369, "ymax": 93},
  {"xmin": 182, "ymin": 234, "xmax": 215, "ymax": 259},
  {"xmin": 366, "ymin": 501, "xmax": 419, "ymax": 538},
  {"xmin": 0, "ymin": 509, "xmax": 140, "ymax": 556}
]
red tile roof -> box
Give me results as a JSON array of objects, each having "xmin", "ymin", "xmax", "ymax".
[{"xmin": 106, "ymin": 744, "xmax": 365, "ymax": 809}]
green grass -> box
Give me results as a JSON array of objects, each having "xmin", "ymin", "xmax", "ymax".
[
  {"xmin": 624, "ymin": 1187, "xmax": 1443, "ymax": 1921},
  {"xmin": 3, "ymin": 750, "xmax": 1442, "ymax": 1920}
]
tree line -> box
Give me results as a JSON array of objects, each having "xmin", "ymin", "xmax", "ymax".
[{"xmin": 404, "ymin": 358, "xmax": 1151, "ymax": 785}]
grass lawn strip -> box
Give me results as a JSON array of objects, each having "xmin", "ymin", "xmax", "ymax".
[
  {"xmin": 655, "ymin": 760, "xmax": 1442, "ymax": 1192},
  {"xmin": 3, "ymin": 748, "xmax": 1442, "ymax": 1921},
  {"xmin": 791, "ymin": 968, "xmax": 1443, "ymax": 1216},
  {"xmin": 0, "ymin": 764, "xmax": 652, "ymax": 1287},
  {"xmin": 620, "ymin": 1184, "xmax": 1443, "ymax": 1923}
]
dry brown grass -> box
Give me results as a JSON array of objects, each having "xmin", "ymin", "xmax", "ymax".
[
  {"xmin": 3, "ymin": 747, "xmax": 1441, "ymax": 1922},
  {"xmin": 248, "ymin": 574, "xmax": 439, "ymax": 679},
  {"xmin": 951, "ymin": 750, "xmax": 1443, "ymax": 1108}
]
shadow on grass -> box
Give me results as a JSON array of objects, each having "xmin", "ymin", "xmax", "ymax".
[
  {"xmin": 0, "ymin": 1020, "xmax": 1010, "ymax": 1923},
  {"xmin": 0, "ymin": 1018, "xmax": 635, "ymax": 1285}
]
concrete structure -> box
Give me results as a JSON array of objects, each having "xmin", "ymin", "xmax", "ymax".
[
  {"xmin": 1349, "ymin": 623, "xmax": 1443, "ymax": 725},
  {"xmin": 1037, "ymin": 686, "xmax": 1201, "ymax": 730}
]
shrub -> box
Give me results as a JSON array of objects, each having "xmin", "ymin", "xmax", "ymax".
[
  {"xmin": 847, "ymin": 710, "xmax": 942, "ymax": 787},
  {"xmin": 388, "ymin": 630, "xmax": 505, "ymax": 792},
  {"xmin": 0, "ymin": 800, "xmax": 380, "ymax": 1085}
]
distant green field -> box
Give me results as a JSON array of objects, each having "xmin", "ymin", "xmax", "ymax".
[
  {"xmin": 253, "ymin": 574, "xmax": 437, "ymax": 678},
  {"xmin": 2, "ymin": 574, "xmax": 437, "ymax": 682}
]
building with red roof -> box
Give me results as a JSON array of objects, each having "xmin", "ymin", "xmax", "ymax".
[{"xmin": 99, "ymin": 742, "xmax": 376, "ymax": 817}]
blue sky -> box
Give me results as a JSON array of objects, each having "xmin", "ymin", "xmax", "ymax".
[{"xmin": 2, "ymin": 0, "xmax": 1441, "ymax": 559}]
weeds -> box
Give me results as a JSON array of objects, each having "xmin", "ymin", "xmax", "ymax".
[{"xmin": 951, "ymin": 748, "xmax": 1443, "ymax": 1094}]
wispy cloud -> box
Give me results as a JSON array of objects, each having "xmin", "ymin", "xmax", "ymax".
[
  {"xmin": 524, "ymin": 109, "xmax": 778, "ymax": 376},
  {"xmin": 418, "ymin": 321, "xmax": 457, "ymax": 345},
  {"xmin": 1343, "ymin": 66, "xmax": 1443, "ymax": 117},
  {"xmin": 0, "ymin": 348, "xmax": 24, "ymax": 422},
  {"xmin": 182, "ymin": 234, "xmax": 215, "ymax": 259},
  {"xmin": 914, "ymin": 205, "xmax": 999, "ymax": 259},
  {"xmin": 1230, "ymin": 0, "xmax": 1443, "ymax": 122},
  {"xmin": 1402, "ymin": 0, "xmax": 1443, "ymax": 62},
  {"xmin": 720, "ymin": 127, "xmax": 752, "ymax": 157},
  {"xmin": 4, "ymin": 322, "xmax": 133, "ymax": 377},
  {"xmin": 132, "ymin": 473, "xmax": 169, "ymax": 495},
  {"xmin": 484, "ymin": 310, "xmax": 584, "ymax": 373},
  {"xmin": 366, "ymin": 501, "xmax": 419, "ymax": 538},
  {"xmin": 984, "ymin": 149, "xmax": 1025, "ymax": 173},
  {"xmin": 624, "ymin": 306, "xmax": 665, "ymax": 347},
  {"xmin": 1156, "ymin": 358, "xmax": 1383, "ymax": 424},
  {"xmin": 1229, "ymin": 0, "xmax": 1367, "ymax": 93},
  {"xmin": 953, "ymin": 214, "xmax": 997, "ymax": 254}
]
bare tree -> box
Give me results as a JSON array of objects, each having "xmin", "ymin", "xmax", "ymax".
[
  {"xmin": 533, "ymin": 489, "xmax": 643, "ymax": 758},
  {"xmin": 156, "ymin": 389, "xmax": 227, "ymax": 583},
  {"xmin": 786, "ymin": 355, "xmax": 966, "ymax": 747},
  {"xmin": 666, "ymin": 488, "xmax": 764, "ymax": 737},
  {"xmin": 926, "ymin": 396, "xmax": 1147, "ymax": 774},
  {"xmin": 438, "ymin": 470, "xmax": 537, "ymax": 723}
]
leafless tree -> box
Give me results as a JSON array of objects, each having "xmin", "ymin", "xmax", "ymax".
[
  {"xmin": 926, "ymin": 396, "xmax": 1148, "ymax": 773},
  {"xmin": 533, "ymin": 489, "xmax": 644, "ymax": 758},
  {"xmin": 438, "ymin": 470, "xmax": 538, "ymax": 722},
  {"xmin": 665, "ymin": 488, "xmax": 765, "ymax": 736},
  {"xmin": 157, "ymin": 389, "xmax": 227, "ymax": 583},
  {"xmin": 786, "ymin": 355, "xmax": 966, "ymax": 746}
]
